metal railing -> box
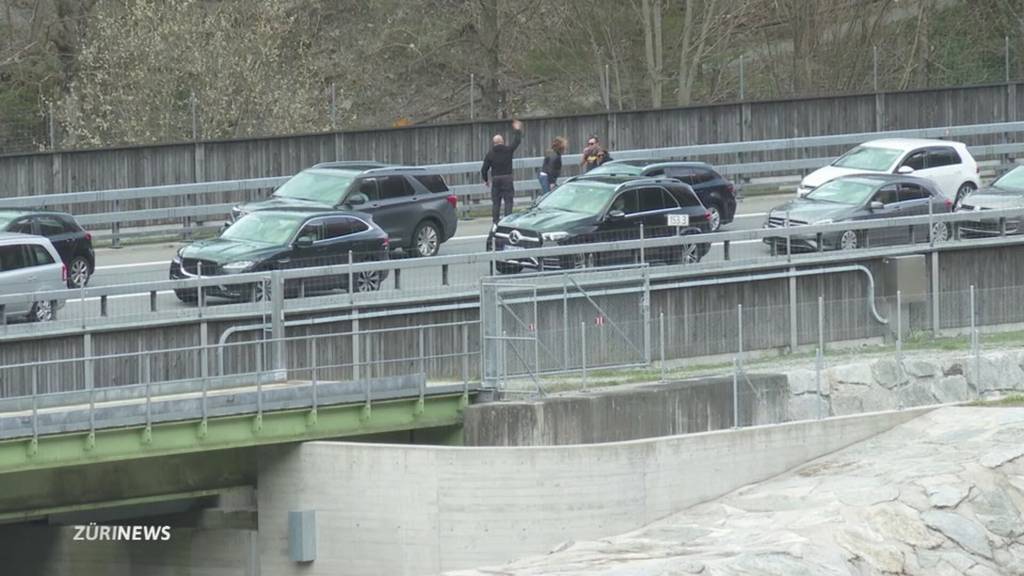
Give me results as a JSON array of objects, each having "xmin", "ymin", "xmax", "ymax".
[
  {"xmin": 2, "ymin": 121, "xmax": 1024, "ymax": 242},
  {"xmin": 2, "ymin": 205, "xmax": 1024, "ymax": 337}
]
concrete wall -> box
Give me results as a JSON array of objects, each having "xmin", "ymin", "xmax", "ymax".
[
  {"xmin": 256, "ymin": 407, "xmax": 932, "ymax": 576},
  {"xmin": 463, "ymin": 375, "xmax": 788, "ymax": 446}
]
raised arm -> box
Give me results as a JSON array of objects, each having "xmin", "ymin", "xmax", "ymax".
[{"xmin": 509, "ymin": 119, "xmax": 523, "ymax": 152}]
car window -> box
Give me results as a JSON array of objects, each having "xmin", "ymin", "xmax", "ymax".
[
  {"xmin": 610, "ymin": 190, "xmax": 640, "ymax": 214},
  {"xmin": 324, "ymin": 217, "xmax": 369, "ymax": 239},
  {"xmin": 379, "ymin": 176, "xmax": 413, "ymax": 200},
  {"xmin": 873, "ymin": 186, "xmax": 899, "ymax": 205},
  {"xmin": 30, "ymin": 245, "xmax": 54, "ymax": 265},
  {"xmin": 0, "ymin": 245, "xmax": 31, "ymax": 271},
  {"xmin": 691, "ymin": 169, "xmax": 715, "ymax": 185},
  {"xmin": 672, "ymin": 186, "xmax": 703, "ymax": 207},
  {"xmin": 7, "ymin": 219, "xmax": 32, "ymax": 234},
  {"xmin": 272, "ymin": 169, "xmax": 355, "ymax": 204},
  {"xmin": 645, "ymin": 168, "xmax": 665, "ymax": 177},
  {"xmin": 637, "ymin": 187, "xmax": 678, "ymax": 212},
  {"xmin": 926, "ymin": 147, "xmax": 961, "ymax": 168},
  {"xmin": 413, "ymin": 175, "xmax": 449, "ymax": 193},
  {"xmin": 537, "ymin": 181, "xmax": 616, "ymax": 214},
  {"xmin": 664, "ymin": 168, "xmax": 694, "ymax": 185},
  {"xmin": 37, "ymin": 216, "xmax": 66, "ymax": 236},
  {"xmin": 901, "ymin": 150, "xmax": 927, "ymax": 171},
  {"xmin": 898, "ymin": 183, "xmax": 930, "ymax": 202},
  {"xmin": 353, "ymin": 178, "xmax": 379, "ymax": 201},
  {"xmin": 993, "ymin": 166, "xmax": 1024, "ymax": 191},
  {"xmin": 833, "ymin": 146, "xmax": 903, "ymax": 171},
  {"xmin": 222, "ymin": 212, "xmax": 307, "ymax": 245},
  {"xmin": 298, "ymin": 220, "xmax": 326, "ymax": 242}
]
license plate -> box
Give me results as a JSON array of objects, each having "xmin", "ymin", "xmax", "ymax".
[
  {"xmin": 667, "ymin": 214, "xmax": 690, "ymax": 227},
  {"xmin": 503, "ymin": 245, "xmax": 524, "ymax": 251}
]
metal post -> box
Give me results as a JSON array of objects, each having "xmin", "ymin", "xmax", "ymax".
[
  {"xmin": 31, "ymin": 366, "xmax": 38, "ymax": 442},
  {"xmin": 789, "ymin": 270, "xmax": 798, "ymax": 353},
  {"xmin": 815, "ymin": 347, "xmax": 823, "ymax": 420},
  {"xmin": 732, "ymin": 357, "xmax": 739, "ymax": 428},
  {"xmin": 931, "ymin": 251, "xmax": 940, "ymax": 336},
  {"xmin": 419, "ymin": 326, "xmax": 425, "ymax": 376},
  {"xmin": 533, "ymin": 288, "xmax": 540, "ymax": 378},
  {"xmin": 818, "ymin": 295, "xmax": 825, "ymax": 356},
  {"xmin": 659, "ymin": 312, "xmax": 666, "ymax": 383},
  {"xmin": 873, "ymin": 46, "xmax": 879, "ymax": 92},
  {"xmin": 500, "ymin": 329, "xmax": 507, "ymax": 389},
  {"xmin": 255, "ymin": 337, "xmax": 264, "ymax": 419},
  {"xmin": 352, "ymin": 311, "xmax": 361, "ymax": 380},
  {"xmin": 144, "ymin": 356, "xmax": 151, "ymax": 430},
  {"xmin": 785, "ymin": 211, "xmax": 791, "ymax": 261},
  {"xmin": 971, "ymin": 285, "xmax": 980, "ymax": 385},
  {"xmin": 461, "ymin": 323, "xmax": 470, "ymax": 386},
  {"xmin": 190, "ymin": 91, "xmax": 198, "ymax": 141},
  {"xmin": 580, "ymin": 322, "xmax": 587, "ymax": 391},
  {"xmin": 562, "ymin": 282, "xmax": 569, "ymax": 370},
  {"xmin": 311, "ymin": 336, "xmax": 319, "ymax": 411},
  {"xmin": 196, "ymin": 261, "xmax": 204, "ymax": 316},
  {"xmin": 896, "ymin": 290, "xmax": 903, "ymax": 364},
  {"xmin": 347, "ymin": 250, "xmax": 355, "ymax": 302},
  {"xmin": 271, "ymin": 270, "xmax": 285, "ymax": 379},
  {"xmin": 469, "ymin": 74, "xmax": 475, "ymax": 120},
  {"xmin": 639, "ymin": 223, "xmax": 646, "ymax": 265},
  {"xmin": 928, "ymin": 194, "xmax": 935, "ymax": 246},
  {"xmin": 80, "ymin": 282, "xmax": 86, "ymax": 330},
  {"xmin": 642, "ymin": 267, "xmax": 651, "ymax": 365},
  {"xmin": 736, "ymin": 304, "xmax": 743, "ymax": 366}
]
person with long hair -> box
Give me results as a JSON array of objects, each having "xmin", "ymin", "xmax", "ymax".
[{"xmin": 538, "ymin": 136, "xmax": 567, "ymax": 194}]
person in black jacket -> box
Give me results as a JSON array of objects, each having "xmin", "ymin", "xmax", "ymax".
[
  {"xmin": 481, "ymin": 119, "xmax": 523, "ymax": 224},
  {"xmin": 581, "ymin": 135, "xmax": 612, "ymax": 172},
  {"xmin": 538, "ymin": 136, "xmax": 567, "ymax": 195}
]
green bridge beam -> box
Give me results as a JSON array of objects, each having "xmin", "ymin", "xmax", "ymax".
[{"xmin": 0, "ymin": 392, "xmax": 469, "ymax": 475}]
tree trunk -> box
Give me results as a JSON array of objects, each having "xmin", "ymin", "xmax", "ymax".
[{"xmin": 478, "ymin": 0, "xmax": 505, "ymax": 118}]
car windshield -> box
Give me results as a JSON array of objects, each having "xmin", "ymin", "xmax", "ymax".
[
  {"xmin": 272, "ymin": 169, "xmax": 355, "ymax": 204},
  {"xmin": 993, "ymin": 166, "xmax": 1024, "ymax": 192},
  {"xmin": 221, "ymin": 212, "xmax": 306, "ymax": 245},
  {"xmin": 0, "ymin": 213, "xmax": 18, "ymax": 229},
  {"xmin": 805, "ymin": 178, "xmax": 878, "ymax": 205},
  {"xmin": 537, "ymin": 182, "xmax": 617, "ymax": 214},
  {"xmin": 586, "ymin": 163, "xmax": 645, "ymax": 176},
  {"xmin": 832, "ymin": 146, "xmax": 903, "ymax": 171}
]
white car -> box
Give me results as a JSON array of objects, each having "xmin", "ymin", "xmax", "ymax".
[
  {"xmin": 797, "ymin": 138, "xmax": 981, "ymax": 206},
  {"xmin": 0, "ymin": 233, "xmax": 66, "ymax": 322}
]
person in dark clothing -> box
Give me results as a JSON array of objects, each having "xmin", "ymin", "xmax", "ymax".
[
  {"xmin": 538, "ymin": 136, "xmax": 567, "ymax": 195},
  {"xmin": 581, "ymin": 135, "xmax": 612, "ymax": 172},
  {"xmin": 481, "ymin": 119, "xmax": 523, "ymax": 224}
]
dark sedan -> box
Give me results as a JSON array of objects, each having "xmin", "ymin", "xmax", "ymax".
[
  {"xmin": 958, "ymin": 166, "xmax": 1024, "ymax": 237},
  {"xmin": 763, "ymin": 174, "xmax": 951, "ymax": 252},
  {"xmin": 573, "ymin": 160, "xmax": 738, "ymax": 231},
  {"xmin": 171, "ymin": 210, "xmax": 389, "ymax": 302}
]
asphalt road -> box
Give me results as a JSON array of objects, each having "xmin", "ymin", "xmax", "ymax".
[{"xmin": 54, "ymin": 194, "xmax": 787, "ymax": 321}]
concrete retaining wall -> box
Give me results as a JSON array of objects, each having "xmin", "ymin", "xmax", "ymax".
[
  {"xmin": 256, "ymin": 407, "xmax": 932, "ymax": 576},
  {"xmin": 463, "ymin": 375, "xmax": 788, "ymax": 446}
]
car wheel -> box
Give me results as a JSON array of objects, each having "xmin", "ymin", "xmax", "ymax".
[
  {"xmin": 930, "ymin": 221, "xmax": 950, "ymax": 243},
  {"xmin": 243, "ymin": 280, "xmax": 273, "ymax": 302},
  {"xmin": 955, "ymin": 183, "xmax": 976, "ymax": 209},
  {"xmin": 495, "ymin": 261, "xmax": 522, "ymax": 275},
  {"xmin": 412, "ymin": 221, "xmax": 441, "ymax": 258},
  {"xmin": 839, "ymin": 230, "xmax": 860, "ymax": 250},
  {"xmin": 707, "ymin": 204, "xmax": 722, "ymax": 232},
  {"xmin": 67, "ymin": 256, "xmax": 91, "ymax": 288},
  {"xmin": 174, "ymin": 289, "xmax": 198, "ymax": 303},
  {"xmin": 353, "ymin": 270, "xmax": 382, "ymax": 293},
  {"xmin": 28, "ymin": 301, "xmax": 55, "ymax": 322}
]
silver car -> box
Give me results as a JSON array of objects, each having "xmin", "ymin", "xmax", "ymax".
[{"xmin": 0, "ymin": 233, "xmax": 66, "ymax": 322}]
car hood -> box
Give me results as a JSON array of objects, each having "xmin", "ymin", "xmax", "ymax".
[
  {"xmin": 801, "ymin": 165, "xmax": 884, "ymax": 189},
  {"xmin": 179, "ymin": 238, "xmax": 282, "ymax": 264},
  {"xmin": 962, "ymin": 187, "xmax": 1024, "ymax": 210},
  {"xmin": 243, "ymin": 196, "xmax": 333, "ymax": 211},
  {"xmin": 770, "ymin": 198, "xmax": 857, "ymax": 223},
  {"xmin": 499, "ymin": 207, "xmax": 594, "ymax": 232}
]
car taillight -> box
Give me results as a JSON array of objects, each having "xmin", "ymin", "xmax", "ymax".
[
  {"xmin": 84, "ymin": 232, "xmax": 92, "ymax": 241},
  {"xmin": 945, "ymin": 199, "xmax": 953, "ymax": 209},
  {"xmin": 447, "ymin": 194, "xmax": 458, "ymax": 209},
  {"xmin": 382, "ymin": 238, "xmax": 390, "ymax": 248},
  {"xmin": 704, "ymin": 211, "xmax": 712, "ymax": 220},
  {"xmin": 61, "ymin": 263, "xmax": 67, "ymax": 282},
  {"xmin": 725, "ymin": 182, "xmax": 736, "ymax": 195}
]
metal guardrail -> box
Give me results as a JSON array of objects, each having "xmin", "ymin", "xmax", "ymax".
[
  {"xmin": 1, "ymin": 121, "xmax": 1023, "ymax": 241},
  {"xmin": 1, "ymin": 205, "xmax": 1023, "ymax": 336}
]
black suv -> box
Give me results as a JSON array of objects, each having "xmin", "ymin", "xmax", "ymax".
[
  {"xmin": 0, "ymin": 210, "xmax": 95, "ymax": 288},
  {"xmin": 229, "ymin": 162, "xmax": 458, "ymax": 257},
  {"xmin": 488, "ymin": 175, "xmax": 712, "ymax": 273},
  {"xmin": 171, "ymin": 209, "xmax": 390, "ymax": 302},
  {"xmin": 579, "ymin": 160, "xmax": 737, "ymax": 231}
]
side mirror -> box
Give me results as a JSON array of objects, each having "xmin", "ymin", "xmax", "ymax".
[
  {"xmin": 606, "ymin": 209, "xmax": 626, "ymax": 221},
  {"xmin": 870, "ymin": 201, "xmax": 884, "ymax": 211},
  {"xmin": 294, "ymin": 235, "xmax": 315, "ymax": 249},
  {"xmin": 346, "ymin": 192, "xmax": 368, "ymax": 207},
  {"xmin": 897, "ymin": 165, "xmax": 915, "ymax": 175}
]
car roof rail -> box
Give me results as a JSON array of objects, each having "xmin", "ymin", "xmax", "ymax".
[
  {"xmin": 362, "ymin": 166, "xmax": 429, "ymax": 175},
  {"xmin": 312, "ymin": 161, "xmax": 391, "ymax": 170}
]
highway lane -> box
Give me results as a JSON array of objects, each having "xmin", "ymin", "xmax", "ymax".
[{"xmin": 47, "ymin": 194, "xmax": 786, "ymax": 322}]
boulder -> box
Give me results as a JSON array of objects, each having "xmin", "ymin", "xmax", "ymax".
[
  {"xmin": 831, "ymin": 363, "xmax": 874, "ymax": 386},
  {"xmin": 787, "ymin": 369, "xmax": 829, "ymax": 397},
  {"xmin": 931, "ymin": 376, "xmax": 971, "ymax": 404},
  {"xmin": 873, "ymin": 358, "xmax": 910, "ymax": 389},
  {"xmin": 921, "ymin": 510, "xmax": 993, "ymax": 559},
  {"xmin": 897, "ymin": 383, "xmax": 938, "ymax": 408},
  {"xmin": 903, "ymin": 358, "xmax": 939, "ymax": 379}
]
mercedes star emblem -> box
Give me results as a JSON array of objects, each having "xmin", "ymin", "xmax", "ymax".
[{"xmin": 509, "ymin": 230, "xmax": 522, "ymax": 244}]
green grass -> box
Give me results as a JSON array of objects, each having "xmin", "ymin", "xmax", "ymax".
[{"xmin": 970, "ymin": 394, "xmax": 1024, "ymax": 407}]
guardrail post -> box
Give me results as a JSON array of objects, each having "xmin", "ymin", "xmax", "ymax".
[
  {"xmin": 461, "ymin": 323, "xmax": 470, "ymax": 387},
  {"xmin": 659, "ymin": 312, "xmax": 666, "ymax": 383},
  {"xmin": 815, "ymin": 347, "xmax": 823, "ymax": 420},
  {"xmin": 83, "ymin": 332, "xmax": 94, "ymax": 394},
  {"xmin": 639, "ymin": 223, "xmax": 646, "ymax": 265},
  {"xmin": 896, "ymin": 290, "xmax": 903, "ymax": 365},
  {"xmin": 736, "ymin": 304, "xmax": 743, "ymax": 366},
  {"xmin": 271, "ymin": 270, "xmax": 285, "ymax": 381},
  {"xmin": 642, "ymin": 267, "xmax": 651, "ymax": 365},
  {"xmin": 394, "ymin": 268, "xmax": 401, "ymax": 290},
  {"xmin": 196, "ymin": 261, "xmax": 204, "ymax": 316},
  {"xmin": 352, "ymin": 311, "xmax": 361, "ymax": 381},
  {"xmin": 580, "ymin": 321, "xmax": 587, "ymax": 391},
  {"xmin": 818, "ymin": 295, "xmax": 825, "ymax": 355},
  {"xmin": 785, "ymin": 211, "xmax": 791, "ymax": 262},
  {"xmin": 931, "ymin": 251, "xmax": 940, "ymax": 336},
  {"xmin": 112, "ymin": 198, "xmax": 121, "ymax": 249},
  {"xmin": 442, "ymin": 264, "xmax": 449, "ymax": 286},
  {"xmin": 30, "ymin": 366, "xmax": 39, "ymax": 454},
  {"xmin": 723, "ymin": 240, "xmax": 730, "ymax": 261},
  {"xmin": 789, "ymin": 269, "xmax": 798, "ymax": 353},
  {"xmin": 732, "ymin": 357, "xmax": 739, "ymax": 428},
  {"xmin": 143, "ymin": 356, "xmax": 152, "ymax": 444},
  {"xmin": 971, "ymin": 285, "xmax": 980, "ymax": 386},
  {"xmin": 419, "ymin": 326, "xmax": 426, "ymax": 377},
  {"xmin": 347, "ymin": 251, "xmax": 354, "ymax": 304},
  {"xmin": 311, "ymin": 336, "xmax": 319, "ymax": 413}
]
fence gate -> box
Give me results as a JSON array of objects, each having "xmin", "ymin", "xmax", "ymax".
[{"xmin": 481, "ymin": 265, "xmax": 651, "ymax": 395}]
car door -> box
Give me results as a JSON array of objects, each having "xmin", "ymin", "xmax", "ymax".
[
  {"xmin": 896, "ymin": 182, "xmax": 933, "ymax": 242},
  {"xmin": 35, "ymin": 215, "xmax": 77, "ymax": 263},
  {"xmin": 596, "ymin": 189, "xmax": 640, "ymax": 244},
  {"xmin": 636, "ymin": 186, "xmax": 682, "ymax": 239},
  {"xmin": 922, "ymin": 146, "xmax": 964, "ymax": 200},
  {"xmin": 0, "ymin": 244, "xmax": 34, "ymax": 315},
  {"xmin": 367, "ymin": 176, "xmax": 417, "ymax": 246},
  {"xmin": 865, "ymin": 184, "xmax": 907, "ymax": 246}
]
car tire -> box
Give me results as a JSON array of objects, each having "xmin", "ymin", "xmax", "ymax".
[
  {"xmin": 495, "ymin": 261, "xmax": 522, "ymax": 275},
  {"xmin": 67, "ymin": 256, "xmax": 91, "ymax": 288},
  {"xmin": 955, "ymin": 182, "xmax": 976, "ymax": 209},
  {"xmin": 838, "ymin": 230, "xmax": 861, "ymax": 250},
  {"xmin": 243, "ymin": 280, "xmax": 272, "ymax": 303},
  {"xmin": 174, "ymin": 289, "xmax": 198, "ymax": 303},
  {"xmin": 28, "ymin": 300, "xmax": 55, "ymax": 322},
  {"xmin": 930, "ymin": 221, "xmax": 950, "ymax": 243},
  {"xmin": 353, "ymin": 270, "xmax": 383, "ymax": 293},
  {"xmin": 411, "ymin": 220, "xmax": 441, "ymax": 258},
  {"xmin": 707, "ymin": 203, "xmax": 723, "ymax": 232}
]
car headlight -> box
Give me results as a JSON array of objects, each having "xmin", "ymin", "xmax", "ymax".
[
  {"xmin": 542, "ymin": 231, "xmax": 570, "ymax": 242},
  {"xmin": 815, "ymin": 219, "xmax": 833, "ymax": 225},
  {"xmin": 173, "ymin": 249, "xmax": 184, "ymax": 265},
  {"xmin": 222, "ymin": 260, "xmax": 255, "ymax": 271},
  {"xmin": 797, "ymin": 186, "xmax": 814, "ymax": 197}
]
